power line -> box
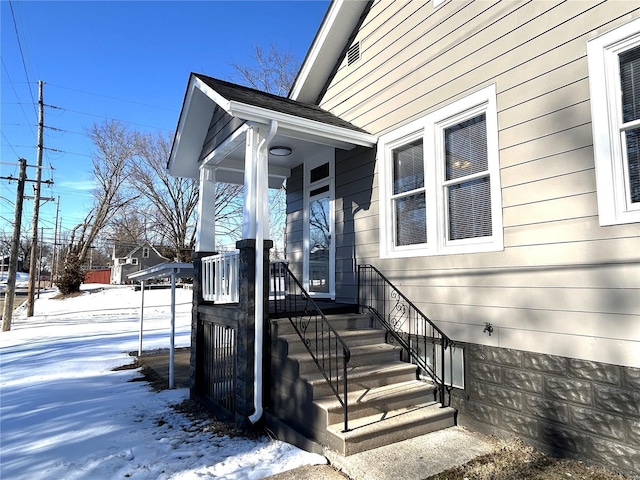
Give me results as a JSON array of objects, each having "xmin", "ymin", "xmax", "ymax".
[
  {"xmin": 1, "ymin": 131, "xmax": 21, "ymax": 158},
  {"xmin": 8, "ymin": 0, "xmax": 37, "ymax": 115},
  {"xmin": 47, "ymin": 104, "xmax": 172, "ymax": 132},
  {"xmin": 47, "ymin": 83, "xmax": 175, "ymax": 112},
  {"xmin": 1, "ymin": 59, "xmax": 37, "ymax": 137}
]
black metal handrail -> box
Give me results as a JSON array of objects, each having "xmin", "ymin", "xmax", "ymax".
[
  {"xmin": 357, "ymin": 264, "xmax": 454, "ymax": 406},
  {"xmin": 270, "ymin": 261, "xmax": 351, "ymax": 432}
]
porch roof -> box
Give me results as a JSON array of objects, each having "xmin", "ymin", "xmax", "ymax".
[
  {"xmin": 127, "ymin": 262, "xmax": 194, "ymax": 282},
  {"xmin": 168, "ymin": 73, "xmax": 376, "ymax": 183},
  {"xmin": 196, "ymin": 75, "xmax": 368, "ymax": 134}
]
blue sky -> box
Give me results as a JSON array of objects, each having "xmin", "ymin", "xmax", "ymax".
[{"xmin": 1, "ymin": 0, "xmax": 329, "ymax": 248}]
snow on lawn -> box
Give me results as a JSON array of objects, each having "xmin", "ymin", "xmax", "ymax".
[{"xmin": 0, "ymin": 285, "xmax": 326, "ymax": 480}]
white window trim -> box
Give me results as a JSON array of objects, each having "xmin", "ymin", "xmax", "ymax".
[
  {"xmin": 379, "ymin": 84, "xmax": 503, "ymax": 258},
  {"xmin": 587, "ymin": 17, "xmax": 640, "ymax": 226}
]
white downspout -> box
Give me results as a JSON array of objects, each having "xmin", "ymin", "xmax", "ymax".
[{"xmin": 249, "ymin": 120, "xmax": 278, "ymax": 424}]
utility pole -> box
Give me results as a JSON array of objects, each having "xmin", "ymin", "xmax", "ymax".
[
  {"xmin": 52, "ymin": 196, "xmax": 60, "ymax": 287},
  {"xmin": 2, "ymin": 158, "xmax": 27, "ymax": 331},
  {"xmin": 27, "ymin": 80, "xmax": 44, "ymax": 317}
]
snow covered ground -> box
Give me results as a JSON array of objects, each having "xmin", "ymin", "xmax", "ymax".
[{"xmin": 0, "ymin": 285, "xmax": 326, "ymax": 480}]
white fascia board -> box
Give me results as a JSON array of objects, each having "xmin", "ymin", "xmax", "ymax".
[
  {"xmin": 290, "ymin": 0, "xmax": 342, "ymax": 102},
  {"xmin": 290, "ymin": 0, "xmax": 369, "ymax": 104},
  {"xmin": 168, "ymin": 77, "xmax": 216, "ymax": 179},
  {"xmin": 228, "ymin": 101, "xmax": 376, "ymax": 149},
  {"xmin": 193, "ymin": 75, "xmax": 232, "ymax": 113}
]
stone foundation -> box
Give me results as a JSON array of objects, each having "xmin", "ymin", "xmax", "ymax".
[{"xmin": 452, "ymin": 343, "xmax": 640, "ymax": 478}]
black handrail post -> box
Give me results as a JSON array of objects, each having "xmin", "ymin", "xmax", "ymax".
[
  {"xmin": 343, "ymin": 347, "xmax": 349, "ymax": 432},
  {"xmin": 356, "ymin": 265, "xmax": 361, "ymax": 312},
  {"xmin": 440, "ymin": 338, "xmax": 446, "ymax": 406}
]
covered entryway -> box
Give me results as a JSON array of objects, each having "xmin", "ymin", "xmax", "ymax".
[{"xmin": 167, "ymin": 73, "xmax": 376, "ymax": 428}]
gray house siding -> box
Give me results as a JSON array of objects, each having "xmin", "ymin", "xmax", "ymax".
[
  {"xmin": 317, "ymin": 0, "xmax": 639, "ymax": 368},
  {"xmin": 285, "ymin": 164, "xmax": 304, "ymax": 280},
  {"xmin": 282, "ymin": 0, "xmax": 640, "ymax": 474},
  {"xmin": 334, "ymin": 146, "xmax": 377, "ymax": 303},
  {"xmin": 199, "ymin": 105, "xmax": 244, "ymax": 161}
]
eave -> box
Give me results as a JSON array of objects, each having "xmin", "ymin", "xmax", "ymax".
[{"xmin": 168, "ymin": 73, "xmax": 376, "ymax": 182}]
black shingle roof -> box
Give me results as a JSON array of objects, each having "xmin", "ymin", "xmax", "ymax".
[{"xmin": 194, "ymin": 74, "xmax": 369, "ymax": 134}]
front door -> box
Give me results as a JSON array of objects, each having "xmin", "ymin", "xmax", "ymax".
[{"xmin": 304, "ymin": 159, "xmax": 335, "ymax": 298}]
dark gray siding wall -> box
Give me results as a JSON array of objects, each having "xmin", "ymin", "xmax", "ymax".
[
  {"xmin": 199, "ymin": 105, "xmax": 244, "ymax": 161},
  {"xmin": 285, "ymin": 164, "xmax": 304, "ymax": 280},
  {"xmin": 334, "ymin": 146, "xmax": 377, "ymax": 303}
]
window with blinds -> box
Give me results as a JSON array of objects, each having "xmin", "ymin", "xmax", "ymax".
[
  {"xmin": 392, "ymin": 140, "xmax": 427, "ymax": 246},
  {"xmin": 444, "ymin": 114, "xmax": 492, "ymax": 241},
  {"xmin": 378, "ymin": 84, "xmax": 502, "ymax": 257},
  {"xmin": 620, "ymin": 45, "xmax": 640, "ymax": 205},
  {"xmin": 587, "ymin": 17, "xmax": 640, "ymax": 226}
]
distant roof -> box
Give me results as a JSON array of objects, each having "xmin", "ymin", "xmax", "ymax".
[
  {"xmin": 194, "ymin": 74, "xmax": 369, "ymax": 134},
  {"xmin": 113, "ymin": 243, "xmax": 168, "ymax": 260}
]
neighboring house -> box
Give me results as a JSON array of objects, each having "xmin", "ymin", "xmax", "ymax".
[
  {"xmin": 110, "ymin": 243, "xmax": 170, "ymax": 284},
  {"xmin": 0, "ymin": 255, "xmax": 23, "ymax": 273},
  {"xmin": 168, "ymin": 1, "xmax": 640, "ymax": 475}
]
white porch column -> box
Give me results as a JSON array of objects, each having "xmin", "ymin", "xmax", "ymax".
[
  {"xmin": 195, "ymin": 166, "xmax": 216, "ymax": 252},
  {"xmin": 243, "ymin": 127, "xmax": 259, "ymax": 239}
]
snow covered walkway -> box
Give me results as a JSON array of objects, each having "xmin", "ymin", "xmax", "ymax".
[{"xmin": 0, "ymin": 285, "xmax": 326, "ymax": 480}]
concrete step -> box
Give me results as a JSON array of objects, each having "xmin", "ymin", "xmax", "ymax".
[
  {"xmin": 283, "ymin": 342, "xmax": 402, "ymax": 376},
  {"xmin": 268, "ymin": 311, "xmax": 457, "ymax": 458},
  {"xmin": 316, "ymin": 379, "xmax": 437, "ymax": 426},
  {"xmin": 326, "ymin": 403, "xmax": 457, "ymax": 456},
  {"xmin": 270, "ymin": 361, "xmax": 419, "ymax": 408},
  {"xmin": 271, "ymin": 313, "xmax": 374, "ymax": 337},
  {"xmin": 275, "ymin": 328, "xmax": 387, "ymax": 356},
  {"xmin": 301, "ymin": 361, "xmax": 418, "ymax": 398}
]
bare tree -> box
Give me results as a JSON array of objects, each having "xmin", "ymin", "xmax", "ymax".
[
  {"xmin": 230, "ymin": 43, "xmax": 299, "ymax": 254},
  {"xmin": 229, "ymin": 43, "xmax": 299, "ymax": 96},
  {"xmin": 103, "ymin": 204, "xmax": 152, "ymax": 247},
  {"xmin": 131, "ymin": 131, "xmax": 244, "ymax": 261},
  {"xmin": 67, "ymin": 120, "xmax": 140, "ymax": 266}
]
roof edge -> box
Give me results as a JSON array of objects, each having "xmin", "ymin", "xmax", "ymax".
[{"xmin": 290, "ymin": 0, "xmax": 370, "ymax": 104}]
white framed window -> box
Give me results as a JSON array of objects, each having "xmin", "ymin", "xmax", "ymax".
[
  {"xmin": 588, "ymin": 17, "xmax": 640, "ymax": 226},
  {"xmin": 142, "ymin": 247, "xmax": 150, "ymax": 258},
  {"xmin": 130, "ymin": 258, "xmax": 138, "ymax": 266},
  {"xmin": 379, "ymin": 85, "xmax": 503, "ymax": 258}
]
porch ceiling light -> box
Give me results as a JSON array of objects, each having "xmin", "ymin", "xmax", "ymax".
[{"xmin": 269, "ymin": 146, "xmax": 292, "ymax": 156}]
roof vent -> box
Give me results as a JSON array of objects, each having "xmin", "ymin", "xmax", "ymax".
[{"xmin": 347, "ymin": 42, "xmax": 360, "ymax": 66}]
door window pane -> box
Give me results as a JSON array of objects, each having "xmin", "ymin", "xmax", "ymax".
[{"xmin": 309, "ymin": 195, "xmax": 330, "ymax": 293}]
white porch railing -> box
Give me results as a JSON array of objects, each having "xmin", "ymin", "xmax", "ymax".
[
  {"xmin": 202, "ymin": 251, "xmax": 239, "ymax": 303},
  {"xmin": 202, "ymin": 253, "xmax": 289, "ymax": 304}
]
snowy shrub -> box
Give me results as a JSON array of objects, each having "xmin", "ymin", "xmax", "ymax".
[{"xmin": 56, "ymin": 252, "xmax": 85, "ymax": 295}]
